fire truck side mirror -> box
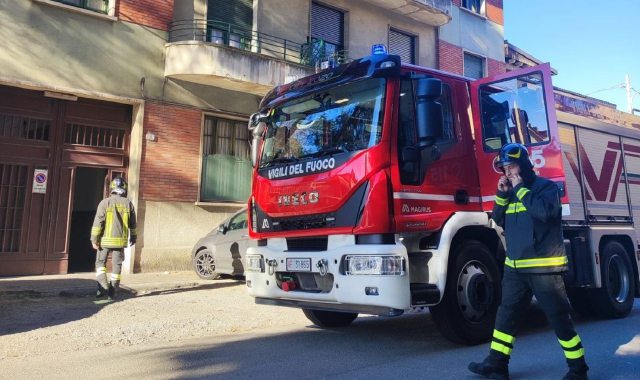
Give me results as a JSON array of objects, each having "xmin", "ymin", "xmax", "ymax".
[
  {"xmin": 249, "ymin": 112, "xmax": 269, "ymax": 168},
  {"xmin": 416, "ymin": 78, "xmax": 444, "ymax": 147}
]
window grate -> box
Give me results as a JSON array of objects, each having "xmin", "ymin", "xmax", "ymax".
[
  {"xmin": 65, "ymin": 123, "xmax": 125, "ymax": 149},
  {"xmin": 0, "ymin": 113, "xmax": 51, "ymax": 141},
  {"xmin": 0, "ymin": 164, "xmax": 28, "ymax": 253}
]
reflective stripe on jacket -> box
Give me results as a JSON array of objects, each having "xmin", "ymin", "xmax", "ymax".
[
  {"xmin": 91, "ymin": 194, "xmax": 137, "ymax": 248},
  {"xmin": 492, "ymin": 176, "xmax": 566, "ymax": 273}
]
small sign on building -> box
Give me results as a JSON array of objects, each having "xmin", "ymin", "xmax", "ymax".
[{"xmin": 33, "ymin": 169, "xmax": 48, "ymax": 194}]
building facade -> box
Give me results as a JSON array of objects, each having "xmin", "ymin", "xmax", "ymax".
[{"xmin": 0, "ymin": 0, "xmax": 504, "ymax": 276}]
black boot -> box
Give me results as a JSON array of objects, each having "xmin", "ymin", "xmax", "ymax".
[
  {"xmin": 468, "ymin": 361, "xmax": 510, "ymax": 380},
  {"xmin": 107, "ymin": 284, "xmax": 116, "ymax": 300},
  {"xmin": 562, "ymin": 370, "xmax": 588, "ymax": 380},
  {"xmin": 564, "ymin": 357, "xmax": 589, "ymax": 380},
  {"xmin": 96, "ymin": 283, "xmax": 108, "ymax": 298}
]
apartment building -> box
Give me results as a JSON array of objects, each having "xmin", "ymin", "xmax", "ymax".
[{"xmin": 0, "ymin": 0, "xmax": 505, "ymax": 276}]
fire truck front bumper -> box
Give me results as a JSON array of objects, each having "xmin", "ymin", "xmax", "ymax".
[{"xmin": 245, "ymin": 236, "xmax": 411, "ymax": 314}]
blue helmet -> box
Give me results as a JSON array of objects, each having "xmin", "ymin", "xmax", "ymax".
[{"xmin": 495, "ymin": 143, "xmax": 533, "ymax": 172}]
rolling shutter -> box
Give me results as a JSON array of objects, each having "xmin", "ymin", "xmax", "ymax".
[
  {"xmin": 311, "ymin": 2, "xmax": 344, "ymax": 48},
  {"xmin": 464, "ymin": 53, "xmax": 484, "ymax": 79},
  {"xmin": 207, "ymin": 0, "xmax": 254, "ymax": 29},
  {"xmin": 389, "ymin": 29, "xmax": 415, "ymax": 64}
]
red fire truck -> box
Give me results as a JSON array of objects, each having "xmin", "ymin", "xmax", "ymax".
[{"xmin": 245, "ymin": 47, "xmax": 640, "ymax": 345}]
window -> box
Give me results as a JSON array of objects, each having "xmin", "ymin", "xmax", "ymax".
[
  {"xmin": 0, "ymin": 113, "xmax": 51, "ymax": 142},
  {"xmin": 50, "ymin": 0, "xmax": 109, "ymax": 14},
  {"xmin": 200, "ymin": 116, "xmax": 252, "ymax": 202},
  {"xmin": 0, "ymin": 164, "xmax": 28, "ymax": 253},
  {"xmin": 462, "ymin": 0, "xmax": 485, "ymax": 15},
  {"xmin": 310, "ymin": 2, "xmax": 345, "ymax": 62},
  {"xmin": 206, "ymin": 0, "xmax": 254, "ymax": 50},
  {"xmin": 228, "ymin": 210, "xmax": 248, "ymax": 231},
  {"xmin": 389, "ymin": 29, "xmax": 415, "ymax": 64},
  {"xmin": 479, "ymin": 72, "xmax": 551, "ymax": 152},
  {"xmin": 464, "ymin": 52, "xmax": 485, "ymax": 79}
]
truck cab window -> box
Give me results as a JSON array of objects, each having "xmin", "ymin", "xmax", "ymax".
[{"xmin": 479, "ymin": 72, "xmax": 550, "ymax": 151}]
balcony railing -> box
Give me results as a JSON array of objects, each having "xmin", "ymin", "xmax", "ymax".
[{"xmin": 168, "ymin": 19, "xmax": 349, "ymax": 69}]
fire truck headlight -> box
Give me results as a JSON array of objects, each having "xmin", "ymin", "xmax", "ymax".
[
  {"xmin": 344, "ymin": 255, "xmax": 404, "ymax": 275},
  {"xmin": 246, "ymin": 254, "xmax": 264, "ymax": 273}
]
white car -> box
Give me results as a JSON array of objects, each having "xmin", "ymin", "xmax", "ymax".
[{"xmin": 191, "ymin": 206, "xmax": 255, "ymax": 279}]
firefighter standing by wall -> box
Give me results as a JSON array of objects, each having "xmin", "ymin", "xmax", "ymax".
[
  {"xmin": 90, "ymin": 177, "xmax": 137, "ymax": 300},
  {"xmin": 468, "ymin": 143, "xmax": 589, "ymax": 380}
]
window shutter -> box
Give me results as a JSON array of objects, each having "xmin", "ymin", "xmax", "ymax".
[
  {"xmin": 207, "ymin": 0, "xmax": 254, "ymax": 29},
  {"xmin": 311, "ymin": 3, "xmax": 344, "ymax": 47},
  {"xmin": 389, "ymin": 29, "xmax": 414, "ymax": 64},
  {"xmin": 464, "ymin": 53, "xmax": 484, "ymax": 79}
]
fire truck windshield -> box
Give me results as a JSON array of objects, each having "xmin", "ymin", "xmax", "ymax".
[{"xmin": 259, "ymin": 78, "xmax": 386, "ymax": 169}]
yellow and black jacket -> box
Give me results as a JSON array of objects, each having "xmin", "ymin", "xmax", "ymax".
[
  {"xmin": 492, "ymin": 176, "xmax": 566, "ymax": 273},
  {"xmin": 90, "ymin": 194, "xmax": 137, "ymax": 248}
]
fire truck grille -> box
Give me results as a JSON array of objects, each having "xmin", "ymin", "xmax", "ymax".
[
  {"xmin": 286, "ymin": 237, "xmax": 328, "ymax": 251},
  {"xmin": 273, "ymin": 212, "xmax": 336, "ymax": 232}
]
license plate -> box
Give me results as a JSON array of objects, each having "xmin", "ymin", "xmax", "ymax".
[{"xmin": 286, "ymin": 258, "xmax": 311, "ymax": 271}]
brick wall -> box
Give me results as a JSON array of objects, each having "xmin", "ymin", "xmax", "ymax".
[
  {"xmin": 438, "ymin": 40, "xmax": 463, "ymax": 76},
  {"xmin": 116, "ymin": 0, "xmax": 173, "ymax": 31},
  {"xmin": 488, "ymin": 58, "xmax": 506, "ymax": 76},
  {"xmin": 140, "ymin": 103, "xmax": 201, "ymax": 202},
  {"xmin": 486, "ymin": 0, "xmax": 504, "ymax": 25}
]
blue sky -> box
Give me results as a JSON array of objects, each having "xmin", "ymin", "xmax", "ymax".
[{"xmin": 504, "ymin": 1, "xmax": 640, "ymax": 112}]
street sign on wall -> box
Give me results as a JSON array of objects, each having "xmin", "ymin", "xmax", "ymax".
[{"xmin": 32, "ymin": 169, "xmax": 48, "ymax": 194}]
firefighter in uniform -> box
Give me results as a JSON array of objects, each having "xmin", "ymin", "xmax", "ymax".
[
  {"xmin": 90, "ymin": 177, "xmax": 137, "ymax": 300},
  {"xmin": 469, "ymin": 143, "xmax": 589, "ymax": 380}
]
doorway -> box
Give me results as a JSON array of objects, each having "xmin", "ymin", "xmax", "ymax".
[{"xmin": 67, "ymin": 167, "xmax": 108, "ymax": 273}]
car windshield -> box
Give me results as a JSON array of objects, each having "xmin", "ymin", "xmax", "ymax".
[{"xmin": 259, "ymin": 78, "xmax": 386, "ymax": 168}]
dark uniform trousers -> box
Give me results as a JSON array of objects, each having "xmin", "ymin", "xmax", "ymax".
[
  {"xmin": 95, "ymin": 247, "xmax": 124, "ymax": 294},
  {"xmin": 487, "ymin": 269, "xmax": 588, "ymax": 373}
]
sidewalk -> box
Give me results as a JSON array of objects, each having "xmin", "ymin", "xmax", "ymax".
[{"xmin": 0, "ymin": 271, "xmax": 219, "ymax": 299}]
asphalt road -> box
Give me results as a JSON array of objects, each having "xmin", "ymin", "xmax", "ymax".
[{"xmin": 1, "ymin": 284, "xmax": 639, "ymax": 380}]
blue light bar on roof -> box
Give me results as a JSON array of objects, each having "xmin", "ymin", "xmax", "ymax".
[{"xmin": 371, "ymin": 44, "xmax": 387, "ymax": 55}]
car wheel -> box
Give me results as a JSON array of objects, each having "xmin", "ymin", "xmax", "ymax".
[{"xmin": 193, "ymin": 249, "xmax": 220, "ymax": 280}]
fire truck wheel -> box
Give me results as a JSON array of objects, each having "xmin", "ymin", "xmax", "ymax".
[
  {"xmin": 590, "ymin": 241, "xmax": 634, "ymax": 319},
  {"xmin": 430, "ymin": 240, "xmax": 501, "ymax": 345},
  {"xmin": 192, "ymin": 249, "xmax": 220, "ymax": 280},
  {"xmin": 302, "ymin": 309, "xmax": 358, "ymax": 327},
  {"xmin": 566, "ymin": 287, "xmax": 596, "ymax": 317}
]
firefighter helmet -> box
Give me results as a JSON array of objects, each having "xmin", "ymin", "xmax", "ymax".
[
  {"xmin": 110, "ymin": 177, "xmax": 127, "ymax": 195},
  {"xmin": 495, "ymin": 143, "xmax": 533, "ymax": 171}
]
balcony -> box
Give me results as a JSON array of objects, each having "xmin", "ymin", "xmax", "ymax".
[
  {"xmin": 165, "ymin": 20, "xmax": 349, "ymax": 96},
  {"xmin": 362, "ymin": 0, "xmax": 452, "ymax": 26}
]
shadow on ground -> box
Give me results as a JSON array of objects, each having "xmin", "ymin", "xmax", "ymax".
[
  {"xmin": 0, "ymin": 278, "xmax": 244, "ymax": 336},
  {"xmin": 137, "ymin": 304, "xmax": 640, "ymax": 380}
]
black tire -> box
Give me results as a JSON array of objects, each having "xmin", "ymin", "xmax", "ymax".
[
  {"xmin": 429, "ymin": 240, "xmax": 502, "ymax": 345},
  {"xmin": 591, "ymin": 241, "xmax": 634, "ymax": 319},
  {"xmin": 566, "ymin": 287, "xmax": 596, "ymax": 318},
  {"xmin": 302, "ymin": 309, "xmax": 358, "ymax": 327},
  {"xmin": 192, "ymin": 249, "xmax": 220, "ymax": 280}
]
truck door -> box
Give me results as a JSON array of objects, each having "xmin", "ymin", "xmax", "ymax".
[{"xmin": 469, "ymin": 63, "xmax": 566, "ymax": 212}]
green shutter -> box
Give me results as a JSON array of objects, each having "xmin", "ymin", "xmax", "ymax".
[
  {"xmin": 208, "ymin": 0, "xmax": 254, "ymax": 29},
  {"xmin": 201, "ymin": 155, "xmax": 252, "ymax": 202}
]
